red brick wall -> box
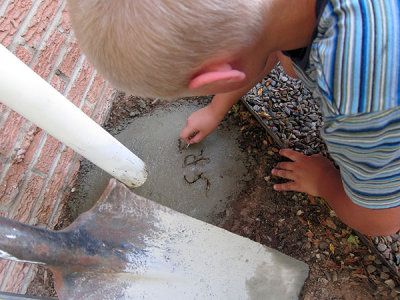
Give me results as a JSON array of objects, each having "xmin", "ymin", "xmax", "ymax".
[{"xmin": 0, "ymin": 0, "xmax": 115, "ymax": 293}]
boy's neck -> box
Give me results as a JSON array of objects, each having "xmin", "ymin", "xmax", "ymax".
[{"xmin": 260, "ymin": 0, "xmax": 317, "ymax": 53}]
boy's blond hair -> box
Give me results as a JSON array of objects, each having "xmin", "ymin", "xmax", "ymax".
[{"xmin": 67, "ymin": 0, "xmax": 264, "ymax": 99}]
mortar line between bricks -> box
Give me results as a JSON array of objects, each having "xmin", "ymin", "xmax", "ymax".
[
  {"xmin": 0, "ymin": 161, "xmax": 12, "ymax": 192},
  {"xmin": 7, "ymin": 0, "xmax": 43, "ymax": 53},
  {"xmin": 26, "ymin": 0, "xmax": 67, "ymax": 67},
  {"xmin": 0, "ymin": 0, "xmax": 12, "ymax": 18},
  {"xmin": 0, "ymin": 106, "xmax": 11, "ymax": 129},
  {"xmin": 47, "ymin": 152, "xmax": 81, "ymax": 227},
  {"xmin": 27, "ymin": 144, "xmax": 66, "ymax": 225},
  {"xmin": 0, "ymin": 260, "xmax": 15, "ymax": 290},
  {"xmin": 78, "ymin": 70, "xmax": 97, "ymax": 109},
  {"xmin": 30, "ymin": 168, "xmax": 48, "ymax": 179},
  {"xmin": 63, "ymin": 54, "xmax": 86, "ymax": 98}
]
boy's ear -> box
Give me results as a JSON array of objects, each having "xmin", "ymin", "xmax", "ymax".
[{"xmin": 188, "ymin": 63, "xmax": 246, "ymax": 90}]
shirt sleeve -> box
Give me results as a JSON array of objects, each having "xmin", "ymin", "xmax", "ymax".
[{"xmin": 321, "ymin": 107, "xmax": 400, "ymax": 209}]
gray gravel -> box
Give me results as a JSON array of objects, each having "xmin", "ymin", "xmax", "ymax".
[
  {"xmin": 243, "ymin": 64, "xmax": 400, "ymax": 281},
  {"xmin": 244, "ymin": 65, "xmax": 328, "ymax": 156}
]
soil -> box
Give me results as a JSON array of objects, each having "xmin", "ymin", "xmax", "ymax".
[{"xmin": 26, "ymin": 93, "xmax": 400, "ymax": 299}]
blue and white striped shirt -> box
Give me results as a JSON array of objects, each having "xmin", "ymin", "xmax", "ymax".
[{"xmin": 285, "ymin": 0, "xmax": 400, "ymax": 209}]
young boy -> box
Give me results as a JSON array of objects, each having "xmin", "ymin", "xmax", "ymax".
[{"xmin": 67, "ymin": 0, "xmax": 400, "ymax": 236}]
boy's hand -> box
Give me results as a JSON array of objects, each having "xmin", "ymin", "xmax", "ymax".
[
  {"xmin": 271, "ymin": 148, "xmax": 338, "ymax": 197},
  {"xmin": 180, "ymin": 105, "xmax": 222, "ymax": 144},
  {"xmin": 272, "ymin": 149, "xmax": 400, "ymax": 236}
]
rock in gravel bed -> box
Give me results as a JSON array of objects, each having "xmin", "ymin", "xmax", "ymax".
[{"xmin": 243, "ymin": 64, "xmax": 400, "ymax": 284}]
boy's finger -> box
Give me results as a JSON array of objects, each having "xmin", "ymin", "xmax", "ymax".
[
  {"xmin": 189, "ymin": 131, "xmax": 205, "ymax": 144},
  {"xmin": 279, "ymin": 148, "xmax": 304, "ymax": 161},
  {"xmin": 275, "ymin": 161, "xmax": 295, "ymax": 170},
  {"xmin": 180, "ymin": 127, "xmax": 197, "ymax": 141},
  {"xmin": 273, "ymin": 181, "xmax": 299, "ymax": 192},
  {"xmin": 271, "ymin": 168, "xmax": 295, "ymax": 181}
]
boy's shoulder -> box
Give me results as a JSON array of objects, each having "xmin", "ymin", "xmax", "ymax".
[{"xmin": 291, "ymin": 0, "xmax": 400, "ymax": 117}]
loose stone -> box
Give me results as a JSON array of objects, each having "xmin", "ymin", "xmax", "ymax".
[
  {"xmin": 367, "ymin": 265, "xmax": 376, "ymax": 274},
  {"xmin": 384, "ymin": 279, "xmax": 396, "ymax": 289},
  {"xmin": 377, "ymin": 243, "xmax": 387, "ymax": 252},
  {"xmin": 319, "ymin": 242, "xmax": 329, "ymax": 251}
]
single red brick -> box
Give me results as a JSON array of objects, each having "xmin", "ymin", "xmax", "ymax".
[
  {"xmin": 0, "ymin": 111, "xmax": 26, "ymax": 156},
  {"xmin": 59, "ymin": 41, "xmax": 81, "ymax": 78},
  {"xmin": 15, "ymin": 46, "xmax": 32, "ymax": 65},
  {"xmin": 81, "ymin": 102, "xmax": 95, "ymax": 117},
  {"xmin": 34, "ymin": 135, "xmax": 61, "ymax": 174},
  {"xmin": 12, "ymin": 174, "xmax": 45, "ymax": 223},
  {"xmin": 86, "ymin": 73, "xmax": 106, "ymax": 104},
  {"xmin": 51, "ymin": 74, "xmax": 67, "ymax": 94},
  {"xmin": 67, "ymin": 60, "xmax": 94, "ymax": 106},
  {"xmin": 23, "ymin": 0, "xmax": 62, "ymax": 48},
  {"xmin": 32, "ymin": 31, "xmax": 65, "ymax": 80},
  {"xmin": 23, "ymin": 129, "xmax": 44, "ymax": 165},
  {"xmin": 4, "ymin": 262, "xmax": 30, "ymax": 293},
  {"xmin": 0, "ymin": 0, "xmax": 31, "ymax": 47},
  {"xmin": 53, "ymin": 147, "xmax": 75, "ymax": 187},
  {"xmin": 36, "ymin": 190, "xmax": 58, "ymax": 226},
  {"xmin": 0, "ymin": 163, "xmax": 26, "ymax": 206},
  {"xmin": 93, "ymin": 87, "xmax": 115, "ymax": 124},
  {"xmin": 39, "ymin": 147, "xmax": 75, "ymax": 225},
  {"xmin": 0, "ymin": 260, "xmax": 11, "ymax": 285},
  {"xmin": 61, "ymin": 5, "xmax": 72, "ymax": 34}
]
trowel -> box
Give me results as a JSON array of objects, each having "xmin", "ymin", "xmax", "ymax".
[{"xmin": 0, "ymin": 179, "xmax": 309, "ymax": 299}]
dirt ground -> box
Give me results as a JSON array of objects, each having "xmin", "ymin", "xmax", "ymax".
[
  {"xmin": 27, "ymin": 94, "xmax": 400, "ymax": 299},
  {"xmin": 223, "ymin": 102, "xmax": 400, "ymax": 300}
]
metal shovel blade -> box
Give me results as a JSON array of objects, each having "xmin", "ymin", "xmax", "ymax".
[{"xmin": 0, "ymin": 179, "xmax": 308, "ymax": 299}]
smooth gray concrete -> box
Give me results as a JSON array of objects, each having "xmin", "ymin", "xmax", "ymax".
[
  {"xmin": 73, "ymin": 99, "xmax": 248, "ymax": 224},
  {"xmin": 57, "ymin": 99, "xmax": 309, "ymax": 299}
]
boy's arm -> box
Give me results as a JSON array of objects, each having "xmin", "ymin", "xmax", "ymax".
[
  {"xmin": 180, "ymin": 52, "xmax": 280, "ymax": 144},
  {"xmin": 272, "ymin": 149, "xmax": 400, "ymax": 236},
  {"xmin": 180, "ymin": 86, "xmax": 252, "ymax": 144}
]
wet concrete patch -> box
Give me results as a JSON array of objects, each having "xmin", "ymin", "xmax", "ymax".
[{"xmin": 72, "ymin": 99, "xmax": 249, "ymax": 225}]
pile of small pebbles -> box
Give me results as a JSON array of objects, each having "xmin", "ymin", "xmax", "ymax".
[
  {"xmin": 243, "ymin": 64, "xmax": 400, "ymax": 284},
  {"xmin": 244, "ymin": 65, "xmax": 328, "ymax": 156}
]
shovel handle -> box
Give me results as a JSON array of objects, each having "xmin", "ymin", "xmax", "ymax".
[{"xmin": 0, "ymin": 45, "xmax": 147, "ymax": 188}]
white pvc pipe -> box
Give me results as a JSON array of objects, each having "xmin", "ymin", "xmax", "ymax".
[{"xmin": 0, "ymin": 45, "xmax": 147, "ymax": 188}]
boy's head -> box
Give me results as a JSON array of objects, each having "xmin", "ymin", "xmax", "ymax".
[{"xmin": 67, "ymin": 0, "xmax": 265, "ymax": 99}]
